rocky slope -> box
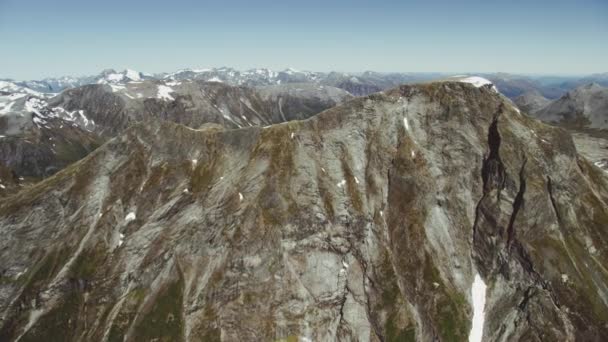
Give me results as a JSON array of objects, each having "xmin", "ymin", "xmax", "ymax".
[
  {"xmin": 0, "ymin": 82, "xmax": 606, "ymax": 341},
  {"xmin": 533, "ymin": 83, "xmax": 608, "ymax": 130},
  {"xmin": 513, "ymin": 90, "xmax": 551, "ymax": 114},
  {"xmin": 0, "ymin": 80, "xmax": 351, "ymax": 183}
]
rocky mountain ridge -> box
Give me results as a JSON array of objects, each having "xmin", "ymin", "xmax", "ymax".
[
  {"xmin": 0, "ymin": 79, "xmax": 351, "ymax": 186},
  {"xmin": 8, "ymin": 68, "xmax": 608, "ymax": 100}
]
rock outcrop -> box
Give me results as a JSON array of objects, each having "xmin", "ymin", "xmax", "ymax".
[{"xmin": 0, "ymin": 82, "xmax": 606, "ymax": 341}]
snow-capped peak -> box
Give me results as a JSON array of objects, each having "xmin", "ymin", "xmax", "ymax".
[
  {"xmin": 0, "ymin": 80, "xmax": 42, "ymax": 95},
  {"xmin": 124, "ymin": 69, "xmax": 141, "ymax": 81},
  {"xmin": 283, "ymin": 67, "xmax": 300, "ymax": 75},
  {"xmin": 97, "ymin": 69, "xmax": 142, "ymax": 84}
]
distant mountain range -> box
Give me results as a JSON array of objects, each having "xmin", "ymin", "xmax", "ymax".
[
  {"xmin": 1, "ymin": 67, "xmax": 608, "ymax": 192},
  {"xmin": 4, "ymin": 68, "xmax": 608, "ymax": 99}
]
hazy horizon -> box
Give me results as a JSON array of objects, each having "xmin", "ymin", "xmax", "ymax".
[
  {"xmin": 1, "ymin": 0, "xmax": 607, "ymax": 79},
  {"xmin": 1, "ymin": 67, "xmax": 606, "ymax": 83}
]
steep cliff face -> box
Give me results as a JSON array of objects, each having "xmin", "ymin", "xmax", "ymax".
[{"xmin": 0, "ymin": 82, "xmax": 606, "ymax": 341}]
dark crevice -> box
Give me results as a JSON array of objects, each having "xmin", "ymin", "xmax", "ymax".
[
  {"xmin": 507, "ymin": 157, "xmax": 527, "ymax": 247},
  {"xmin": 547, "ymin": 176, "xmax": 561, "ymax": 223},
  {"xmin": 337, "ymin": 280, "xmax": 350, "ymax": 334},
  {"xmin": 481, "ymin": 113, "xmax": 506, "ymax": 199},
  {"xmin": 353, "ymin": 251, "xmax": 384, "ymax": 341},
  {"xmin": 518, "ymin": 286, "xmax": 536, "ymax": 310},
  {"xmin": 473, "ymin": 105, "xmax": 505, "ymax": 249}
]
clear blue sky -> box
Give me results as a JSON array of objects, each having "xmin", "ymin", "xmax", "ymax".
[{"xmin": 0, "ymin": 0, "xmax": 606, "ymax": 80}]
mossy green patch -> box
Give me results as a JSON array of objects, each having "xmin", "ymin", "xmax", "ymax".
[
  {"xmin": 374, "ymin": 250, "xmax": 417, "ymax": 342},
  {"xmin": 340, "ymin": 157, "xmax": 363, "ymax": 213},
  {"xmin": 132, "ymin": 273, "xmax": 185, "ymax": 341},
  {"xmin": 423, "ymin": 256, "xmax": 469, "ymax": 342},
  {"xmin": 70, "ymin": 244, "xmax": 108, "ymax": 279},
  {"xmin": 107, "ymin": 287, "xmax": 148, "ymax": 342},
  {"xmin": 19, "ymin": 291, "xmax": 83, "ymax": 342},
  {"xmin": 191, "ymin": 159, "xmax": 217, "ymax": 193},
  {"xmin": 250, "ymin": 122, "xmax": 298, "ymax": 226},
  {"xmin": 0, "ymin": 247, "xmax": 72, "ymax": 341}
]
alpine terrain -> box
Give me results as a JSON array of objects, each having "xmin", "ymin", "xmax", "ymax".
[{"xmin": 0, "ymin": 80, "xmax": 607, "ymax": 341}]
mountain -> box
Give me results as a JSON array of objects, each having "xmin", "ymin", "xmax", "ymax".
[
  {"xmin": 513, "ymin": 90, "xmax": 551, "ymax": 113},
  {"xmin": 6, "ymin": 68, "xmax": 446, "ymax": 98},
  {"xmin": 5, "ymin": 69, "xmax": 153, "ymax": 94},
  {"xmin": 94, "ymin": 69, "xmax": 151, "ymax": 85},
  {"xmin": 160, "ymin": 68, "xmax": 442, "ymax": 96},
  {"xmin": 0, "ymin": 81, "xmax": 606, "ymax": 341},
  {"xmin": 0, "ymin": 79, "xmax": 351, "ymax": 184},
  {"xmin": 0, "ymin": 81, "xmax": 43, "ymax": 96},
  {"xmin": 9, "ymin": 68, "xmax": 608, "ymax": 102},
  {"xmin": 533, "ymin": 83, "xmax": 608, "ymax": 130}
]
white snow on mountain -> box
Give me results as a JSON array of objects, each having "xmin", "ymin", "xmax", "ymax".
[
  {"xmin": 97, "ymin": 69, "xmax": 144, "ymax": 85},
  {"xmin": 157, "ymin": 85, "xmax": 174, "ymax": 101},
  {"xmin": 469, "ymin": 273, "xmax": 487, "ymax": 342},
  {"xmin": 459, "ymin": 76, "xmax": 493, "ymax": 88},
  {"xmin": 0, "ymin": 81, "xmax": 42, "ymax": 95},
  {"xmin": 125, "ymin": 69, "xmax": 141, "ymax": 81}
]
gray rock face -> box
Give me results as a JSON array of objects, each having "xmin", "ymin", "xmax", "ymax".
[
  {"xmin": 533, "ymin": 83, "xmax": 608, "ymax": 129},
  {"xmin": 0, "ymin": 82, "xmax": 606, "ymax": 341}
]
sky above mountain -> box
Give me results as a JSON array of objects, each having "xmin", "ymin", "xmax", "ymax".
[{"xmin": 0, "ymin": 0, "xmax": 606, "ymax": 80}]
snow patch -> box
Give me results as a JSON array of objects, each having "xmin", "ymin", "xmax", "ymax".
[
  {"xmin": 403, "ymin": 117, "xmax": 410, "ymax": 131},
  {"xmin": 157, "ymin": 85, "xmax": 175, "ymax": 101},
  {"xmin": 469, "ymin": 273, "xmax": 487, "ymax": 342},
  {"xmin": 0, "ymin": 101, "xmax": 15, "ymax": 114},
  {"xmin": 125, "ymin": 69, "xmax": 141, "ymax": 81},
  {"xmin": 125, "ymin": 212, "xmax": 136, "ymax": 222},
  {"xmin": 513, "ymin": 106, "xmax": 521, "ymax": 115},
  {"xmin": 458, "ymin": 76, "xmax": 499, "ymax": 92},
  {"xmin": 239, "ymin": 192, "xmax": 244, "ymax": 201},
  {"xmin": 109, "ymin": 84, "xmax": 125, "ymax": 92},
  {"xmin": 337, "ymin": 179, "xmax": 346, "ymax": 188},
  {"xmin": 459, "ymin": 76, "xmax": 492, "ymax": 88}
]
